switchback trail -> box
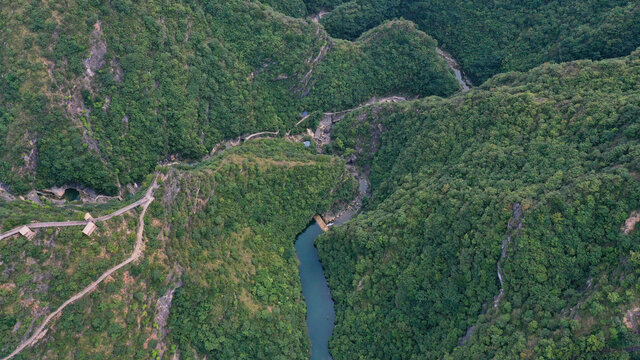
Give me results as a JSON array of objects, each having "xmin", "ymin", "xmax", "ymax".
[{"xmin": 1, "ymin": 175, "xmax": 160, "ymax": 360}]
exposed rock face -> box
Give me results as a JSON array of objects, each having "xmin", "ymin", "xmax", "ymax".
[
  {"xmin": 40, "ymin": 185, "xmax": 121, "ymax": 204},
  {"xmin": 437, "ymin": 48, "xmax": 473, "ymax": 91},
  {"xmin": 83, "ymin": 21, "xmax": 107, "ymax": 78},
  {"xmin": 69, "ymin": 20, "xmax": 108, "ymax": 154},
  {"xmin": 322, "ymin": 165, "xmax": 369, "ymax": 226},
  {"xmin": 624, "ymin": 308, "xmax": 640, "ymax": 333},
  {"xmin": 111, "ymin": 57, "xmax": 124, "ymax": 83},
  {"xmin": 26, "ymin": 190, "xmax": 42, "ymax": 205},
  {"xmin": 459, "ymin": 325, "xmax": 476, "ymax": 346},
  {"xmin": 22, "ymin": 134, "xmax": 38, "ymax": 173},
  {"xmin": 45, "ymin": 186, "xmax": 67, "ymax": 198},
  {"xmin": 0, "ymin": 183, "xmax": 16, "ymax": 202},
  {"xmin": 154, "ymin": 281, "xmax": 183, "ymax": 338},
  {"xmin": 622, "ymin": 211, "xmax": 640, "ymax": 234},
  {"xmin": 151, "ymin": 275, "xmax": 183, "ymax": 359}
]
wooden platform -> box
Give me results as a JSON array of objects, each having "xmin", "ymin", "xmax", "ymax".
[{"xmin": 313, "ymin": 214, "xmax": 329, "ymax": 232}]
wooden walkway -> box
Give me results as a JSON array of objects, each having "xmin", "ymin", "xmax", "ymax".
[
  {"xmin": 313, "ymin": 214, "xmax": 329, "ymax": 232},
  {"xmin": 1, "ymin": 191, "xmax": 153, "ymax": 241}
]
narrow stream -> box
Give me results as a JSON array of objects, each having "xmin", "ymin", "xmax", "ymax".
[
  {"xmin": 460, "ymin": 203, "xmax": 522, "ymax": 345},
  {"xmin": 295, "ymin": 222, "xmax": 335, "ymax": 360},
  {"xmin": 437, "ymin": 48, "xmax": 473, "ymax": 91},
  {"xmin": 493, "ymin": 203, "xmax": 522, "ymax": 308}
]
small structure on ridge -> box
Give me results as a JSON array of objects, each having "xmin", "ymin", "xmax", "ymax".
[
  {"xmin": 82, "ymin": 222, "xmax": 97, "ymax": 236},
  {"xmin": 19, "ymin": 226, "xmax": 35, "ymax": 240}
]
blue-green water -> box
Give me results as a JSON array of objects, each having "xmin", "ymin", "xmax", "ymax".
[{"xmin": 295, "ymin": 222, "xmax": 335, "ymax": 360}]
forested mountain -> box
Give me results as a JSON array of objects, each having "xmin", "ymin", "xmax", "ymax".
[
  {"xmin": 320, "ymin": 48, "xmax": 640, "ymax": 359},
  {"xmin": 0, "ymin": 0, "xmax": 456, "ymax": 195},
  {"xmin": 2, "ymin": 0, "xmax": 640, "ymax": 359},
  {"xmin": 315, "ymin": 0, "xmax": 640, "ymax": 83}
]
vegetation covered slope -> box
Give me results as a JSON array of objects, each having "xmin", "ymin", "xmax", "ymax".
[
  {"xmin": 1, "ymin": 139, "xmax": 355, "ymax": 359},
  {"xmin": 0, "ymin": 212, "xmax": 140, "ymax": 357},
  {"xmin": 259, "ymin": 0, "xmax": 309, "ymax": 18},
  {"xmin": 316, "ymin": 0, "xmax": 640, "ymax": 83},
  {"xmin": 0, "ymin": 0, "xmax": 456, "ymax": 195},
  {"xmin": 319, "ymin": 49, "xmax": 640, "ymax": 359},
  {"xmin": 164, "ymin": 140, "xmax": 354, "ymax": 359}
]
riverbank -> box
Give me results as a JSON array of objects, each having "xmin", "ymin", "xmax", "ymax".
[{"xmin": 322, "ymin": 165, "xmax": 369, "ymax": 227}]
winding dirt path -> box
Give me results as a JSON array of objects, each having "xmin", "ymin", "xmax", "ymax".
[
  {"xmin": 324, "ymin": 96, "xmax": 407, "ymax": 118},
  {"xmin": 244, "ymin": 130, "xmax": 279, "ymax": 141},
  {"xmin": 1, "ymin": 176, "xmax": 159, "ymax": 360}
]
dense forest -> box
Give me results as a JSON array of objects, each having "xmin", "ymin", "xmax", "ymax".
[
  {"xmin": 2, "ymin": 0, "xmax": 640, "ymax": 359},
  {"xmin": 3, "ymin": 0, "xmax": 636, "ymax": 197},
  {"xmin": 316, "ymin": 0, "xmax": 640, "ymax": 83},
  {"xmin": 319, "ymin": 49, "xmax": 640, "ymax": 359},
  {"xmin": 164, "ymin": 140, "xmax": 354, "ymax": 359},
  {"xmin": 0, "ymin": 0, "xmax": 456, "ymax": 195}
]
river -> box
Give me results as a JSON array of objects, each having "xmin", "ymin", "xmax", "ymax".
[{"xmin": 295, "ymin": 222, "xmax": 335, "ymax": 360}]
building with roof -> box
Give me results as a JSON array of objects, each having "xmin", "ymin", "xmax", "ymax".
[
  {"xmin": 82, "ymin": 222, "xmax": 97, "ymax": 236},
  {"xmin": 19, "ymin": 226, "xmax": 35, "ymax": 239}
]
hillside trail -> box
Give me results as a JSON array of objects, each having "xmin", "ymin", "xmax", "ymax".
[
  {"xmin": 308, "ymin": 9, "xmax": 473, "ymax": 92},
  {"xmin": 1, "ymin": 174, "xmax": 160, "ymax": 360},
  {"xmin": 0, "ymin": 187, "xmax": 156, "ymax": 241}
]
